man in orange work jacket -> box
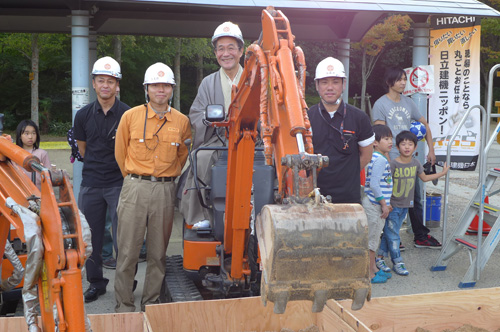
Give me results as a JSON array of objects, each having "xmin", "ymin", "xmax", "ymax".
[{"xmin": 114, "ymin": 62, "xmax": 191, "ymax": 312}]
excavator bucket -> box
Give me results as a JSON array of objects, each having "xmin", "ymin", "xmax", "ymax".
[{"xmin": 256, "ymin": 201, "xmax": 370, "ymax": 314}]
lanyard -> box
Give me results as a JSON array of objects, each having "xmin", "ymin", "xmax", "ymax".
[
  {"xmin": 318, "ymin": 102, "xmax": 350, "ymax": 150},
  {"xmin": 143, "ymin": 104, "xmax": 168, "ymax": 146}
]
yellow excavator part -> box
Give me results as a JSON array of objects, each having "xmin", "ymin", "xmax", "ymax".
[{"xmin": 256, "ymin": 201, "xmax": 370, "ymax": 314}]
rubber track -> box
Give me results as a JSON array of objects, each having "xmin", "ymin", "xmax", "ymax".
[{"xmin": 164, "ymin": 255, "xmax": 203, "ymax": 302}]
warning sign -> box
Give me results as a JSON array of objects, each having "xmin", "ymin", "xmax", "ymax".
[{"xmin": 403, "ymin": 65, "xmax": 435, "ymax": 95}]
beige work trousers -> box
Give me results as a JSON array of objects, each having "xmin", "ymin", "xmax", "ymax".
[{"xmin": 114, "ymin": 174, "xmax": 175, "ymax": 312}]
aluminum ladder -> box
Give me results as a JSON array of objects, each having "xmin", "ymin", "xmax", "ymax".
[{"xmin": 430, "ymin": 64, "xmax": 500, "ymax": 287}]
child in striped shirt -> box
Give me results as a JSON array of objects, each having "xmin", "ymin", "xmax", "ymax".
[{"xmin": 362, "ymin": 124, "xmax": 393, "ymax": 284}]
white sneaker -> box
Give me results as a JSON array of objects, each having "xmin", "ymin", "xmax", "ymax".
[{"xmin": 192, "ymin": 219, "xmax": 210, "ymax": 229}]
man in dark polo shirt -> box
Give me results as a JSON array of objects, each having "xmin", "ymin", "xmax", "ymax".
[
  {"xmin": 74, "ymin": 56, "xmax": 130, "ymax": 303},
  {"xmin": 307, "ymin": 57, "xmax": 374, "ymax": 204}
]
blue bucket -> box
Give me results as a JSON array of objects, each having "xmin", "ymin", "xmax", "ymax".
[{"xmin": 426, "ymin": 193, "xmax": 442, "ymax": 227}]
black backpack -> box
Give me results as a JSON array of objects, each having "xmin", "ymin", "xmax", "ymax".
[{"xmin": 67, "ymin": 127, "xmax": 84, "ymax": 163}]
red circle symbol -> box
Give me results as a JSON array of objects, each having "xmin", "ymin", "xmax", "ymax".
[
  {"xmin": 158, "ymin": 71, "xmax": 165, "ymax": 77},
  {"xmin": 409, "ymin": 66, "xmax": 429, "ymax": 89}
]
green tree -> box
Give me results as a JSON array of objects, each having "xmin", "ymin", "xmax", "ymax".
[
  {"xmin": 352, "ymin": 15, "xmax": 412, "ymax": 112},
  {"xmin": 0, "ymin": 33, "xmax": 70, "ymax": 131}
]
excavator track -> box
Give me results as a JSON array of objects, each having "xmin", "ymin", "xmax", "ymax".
[{"xmin": 162, "ymin": 255, "xmax": 203, "ymax": 303}]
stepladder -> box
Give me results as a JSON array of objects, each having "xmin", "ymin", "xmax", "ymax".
[{"xmin": 431, "ymin": 168, "xmax": 500, "ymax": 287}]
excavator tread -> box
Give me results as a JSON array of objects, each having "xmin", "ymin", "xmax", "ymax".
[{"xmin": 164, "ymin": 255, "xmax": 203, "ymax": 302}]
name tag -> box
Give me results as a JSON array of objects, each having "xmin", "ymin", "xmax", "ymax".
[{"xmin": 168, "ymin": 127, "xmax": 179, "ymax": 132}]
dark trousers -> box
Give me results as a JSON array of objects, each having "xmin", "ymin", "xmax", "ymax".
[
  {"xmin": 102, "ymin": 213, "xmax": 114, "ymax": 259},
  {"xmin": 79, "ymin": 186, "xmax": 121, "ymax": 290},
  {"xmin": 408, "ymin": 178, "xmax": 430, "ymax": 241}
]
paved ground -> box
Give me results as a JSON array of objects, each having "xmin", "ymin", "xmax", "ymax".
[{"xmin": 40, "ymin": 122, "xmax": 500, "ymax": 314}]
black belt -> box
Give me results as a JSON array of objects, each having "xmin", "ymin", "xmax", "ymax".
[{"xmin": 130, "ymin": 174, "xmax": 175, "ymax": 182}]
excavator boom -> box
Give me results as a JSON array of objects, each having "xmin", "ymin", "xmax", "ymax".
[
  {"xmin": 209, "ymin": 7, "xmax": 371, "ymax": 313},
  {"xmin": 0, "ymin": 121, "xmax": 91, "ymax": 332}
]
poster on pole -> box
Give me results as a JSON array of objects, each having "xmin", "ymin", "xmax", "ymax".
[
  {"xmin": 72, "ymin": 87, "xmax": 89, "ymax": 112},
  {"xmin": 403, "ymin": 65, "xmax": 435, "ymax": 96},
  {"xmin": 428, "ymin": 16, "xmax": 481, "ymax": 171}
]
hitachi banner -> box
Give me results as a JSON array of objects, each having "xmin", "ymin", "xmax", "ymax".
[{"xmin": 428, "ymin": 15, "xmax": 481, "ymax": 171}]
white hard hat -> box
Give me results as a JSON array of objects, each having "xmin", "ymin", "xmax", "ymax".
[
  {"xmin": 315, "ymin": 57, "xmax": 346, "ymax": 80},
  {"xmin": 143, "ymin": 62, "xmax": 175, "ymax": 86},
  {"xmin": 212, "ymin": 21, "xmax": 244, "ymax": 47},
  {"xmin": 92, "ymin": 56, "xmax": 122, "ymax": 79}
]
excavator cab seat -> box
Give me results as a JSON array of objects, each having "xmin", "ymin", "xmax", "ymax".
[{"xmin": 210, "ymin": 149, "xmax": 274, "ymax": 242}]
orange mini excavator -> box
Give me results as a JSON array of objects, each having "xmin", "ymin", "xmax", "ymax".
[
  {"xmin": 175, "ymin": 6, "xmax": 370, "ymax": 314},
  {"xmin": 0, "ymin": 113, "xmax": 91, "ymax": 332}
]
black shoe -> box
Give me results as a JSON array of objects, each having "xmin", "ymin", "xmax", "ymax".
[
  {"xmin": 84, "ymin": 286, "xmax": 106, "ymax": 303},
  {"xmin": 102, "ymin": 257, "xmax": 117, "ymax": 269},
  {"xmin": 133, "ymin": 280, "xmax": 138, "ymax": 292}
]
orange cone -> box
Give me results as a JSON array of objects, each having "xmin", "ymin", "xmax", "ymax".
[{"xmin": 467, "ymin": 196, "xmax": 492, "ymax": 235}]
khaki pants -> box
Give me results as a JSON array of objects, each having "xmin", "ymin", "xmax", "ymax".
[{"xmin": 114, "ymin": 175, "xmax": 175, "ymax": 312}]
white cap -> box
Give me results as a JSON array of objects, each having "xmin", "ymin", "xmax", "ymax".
[
  {"xmin": 212, "ymin": 21, "xmax": 244, "ymax": 47},
  {"xmin": 143, "ymin": 62, "xmax": 175, "ymax": 86},
  {"xmin": 92, "ymin": 56, "xmax": 122, "ymax": 79},
  {"xmin": 315, "ymin": 57, "xmax": 346, "ymax": 80}
]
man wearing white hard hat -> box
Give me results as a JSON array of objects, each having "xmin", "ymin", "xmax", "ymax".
[
  {"xmin": 114, "ymin": 62, "xmax": 191, "ymax": 312},
  {"xmin": 180, "ymin": 21, "xmax": 244, "ymax": 229},
  {"xmin": 307, "ymin": 57, "xmax": 374, "ymax": 204},
  {"xmin": 74, "ymin": 56, "xmax": 130, "ymax": 303}
]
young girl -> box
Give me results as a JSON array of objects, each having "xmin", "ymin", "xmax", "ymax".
[{"xmin": 15, "ymin": 119, "xmax": 51, "ymax": 189}]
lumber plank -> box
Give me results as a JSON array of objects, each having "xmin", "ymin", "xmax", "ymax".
[
  {"xmin": 323, "ymin": 300, "xmax": 372, "ymax": 332},
  {"xmin": 339, "ymin": 287, "xmax": 500, "ymax": 332},
  {"xmin": 0, "ymin": 313, "xmax": 144, "ymax": 332},
  {"xmin": 145, "ymin": 297, "xmax": 319, "ymax": 331},
  {"xmin": 88, "ymin": 312, "xmax": 144, "ymax": 332},
  {"xmin": 317, "ymin": 301, "xmax": 357, "ymax": 332},
  {"xmin": 0, "ymin": 316, "xmax": 26, "ymax": 332}
]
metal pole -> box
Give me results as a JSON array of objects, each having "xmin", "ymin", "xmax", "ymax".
[
  {"xmin": 71, "ymin": 10, "xmax": 90, "ymax": 198},
  {"xmin": 89, "ymin": 30, "xmax": 97, "ymax": 103},
  {"xmin": 411, "ymin": 22, "xmax": 431, "ymax": 225},
  {"xmin": 337, "ymin": 38, "xmax": 350, "ymax": 101}
]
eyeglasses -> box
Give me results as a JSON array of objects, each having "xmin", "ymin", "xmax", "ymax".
[
  {"xmin": 216, "ymin": 46, "xmax": 239, "ymax": 55},
  {"xmin": 22, "ymin": 131, "xmax": 37, "ymax": 137}
]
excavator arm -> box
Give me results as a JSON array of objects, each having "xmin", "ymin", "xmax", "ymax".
[
  {"xmin": 209, "ymin": 7, "xmax": 371, "ymax": 314},
  {"xmin": 0, "ymin": 117, "xmax": 91, "ymax": 332}
]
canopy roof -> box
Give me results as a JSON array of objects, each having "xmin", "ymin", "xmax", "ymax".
[{"xmin": 1, "ymin": 0, "xmax": 499, "ymax": 41}]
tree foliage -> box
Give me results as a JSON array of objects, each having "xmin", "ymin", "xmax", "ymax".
[
  {"xmin": 0, "ymin": 33, "xmax": 216, "ymax": 131},
  {"xmin": 0, "ymin": 33, "xmax": 71, "ymax": 132},
  {"xmin": 351, "ymin": 15, "xmax": 412, "ymax": 112}
]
